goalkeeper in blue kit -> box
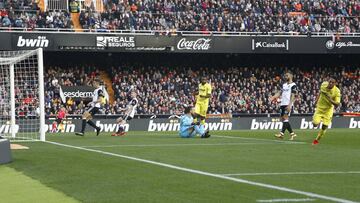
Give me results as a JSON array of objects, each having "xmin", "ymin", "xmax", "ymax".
[{"xmin": 179, "ymin": 106, "xmax": 210, "ymax": 138}]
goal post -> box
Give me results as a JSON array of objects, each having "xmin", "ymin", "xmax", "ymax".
[{"xmin": 0, "ymin": 48, "xmax": 45, "ymax": 141}]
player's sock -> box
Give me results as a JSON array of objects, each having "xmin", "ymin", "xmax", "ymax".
[
  {"xmin": 80, "ymin": 119, "xmax": 87, "ymax": 133},
  {"xmin": 117, "ymin": 126, "xmax": 124, "ymax": 133},
  {"xmin": 200, "ymin": 119, "xmax": 205, "ymax": 125},
  {"xmin": 287, "ymin": 123, "xmax": 294, "ymax": 134},
  {"xmin": 281, "ymin": 121, "xmax": 288, "ymax": 134},
  {"xmin": 52, "ymin": 122, "xmax": 57, "ymax": 133},
  {"xmin": 193, "ymin": 118, "xmax": 198, "ymax": 123},
  {"xmin": 59, "ymin": 124, "xmax": 64, "ymax": 131},
  {"xmin": 316, "ymin": 129, "xmax": 327, "ymax": 141},
  {"xmin": 87, "ymin": 120, "xmax": 98, "ymax": 129}
]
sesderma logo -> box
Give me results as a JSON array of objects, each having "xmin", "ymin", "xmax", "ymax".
[
  {"xmin": 17, "ymin": 36, "xmax": 49, "ymax": 47},
  {"xmin": 63, "ymin": 91, "xmax": 94, "ymax": 98}
]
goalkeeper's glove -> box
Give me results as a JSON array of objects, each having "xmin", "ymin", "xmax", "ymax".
[{"xmin": 191, "ymin": 121, "xmax": 201, "ymax": 126}]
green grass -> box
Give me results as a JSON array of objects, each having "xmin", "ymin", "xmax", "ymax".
[{"xmin": 2, "ymin": 129, "xmax": 360, "ymax": 202}]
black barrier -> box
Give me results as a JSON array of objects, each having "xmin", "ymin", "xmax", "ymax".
[
  {"xmin": 26, "ymin": 116, "xmax": 360, "ymax": 133},
  {"xmin": 0, "ymin": 117, "xmax": 358, "ymax": 134},
  {"xmin": 2, "ymin": 32, "xmax": 360, "ymax": 53}
]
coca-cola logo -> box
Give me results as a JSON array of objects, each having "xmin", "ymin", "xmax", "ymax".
[{"xmin": 177, "ymin": 38, "xmax": 211, "ymax": 50}]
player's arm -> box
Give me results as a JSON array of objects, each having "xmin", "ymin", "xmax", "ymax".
[
  {"xmin": 314, "ymin": 93, "xmax": 320, "ymax": 105},
  {"xmin": 97, "ymin": 94, "xmax": 104, "ymax": 104},
  {"xmin": 288, "ymin": 85, "xmax": 297, "ymax": 111},
  {"xmin": 324, "ymin": 91, "xmax": 341, "ymax": 108},
  {"xmin": 193, "ymin": 87, "xmax": 199, "ymax": 97},
  {"xmin": 269, "ymin": 91, "xmax": 281, "ymax": 101},
  {"xmin": 182, "ymin": 116, "xmax": 194, "ymax": 127}
]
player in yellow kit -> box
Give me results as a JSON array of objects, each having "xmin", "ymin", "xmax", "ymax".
[
  {"xmin": 194, "ymin": 76, "xmax": 212, "ymax": 125},
  {"xmin": 312, "ymin": 78, "xmax": 341, "ymax": 145}
]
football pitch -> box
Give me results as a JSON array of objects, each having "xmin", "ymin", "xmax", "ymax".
[{"xmin": 1, "ymin": 129, "xmax": 360, "ymax": 203}]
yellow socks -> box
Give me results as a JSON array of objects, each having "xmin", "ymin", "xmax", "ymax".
[{"xmin": 316, "ymin": 129, "xmax": 327, "ymax": 141}]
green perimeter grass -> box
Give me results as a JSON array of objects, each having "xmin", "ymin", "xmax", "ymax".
[{"xmin": 3, "ymin": 129, "xmax": 360, "ymax": 202}]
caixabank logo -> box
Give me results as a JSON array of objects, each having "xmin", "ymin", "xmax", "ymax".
[{"xmin": 252, "ymin": 39, "xmax": 289, "ymax": 51}]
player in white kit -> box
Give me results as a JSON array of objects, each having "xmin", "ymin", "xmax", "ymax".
[
  {"xmin": 270, "ymin": 72, "xmax": 298, "ymax": 140},
  {"xmin": 112, "ymin": 91, "xmax": 138, "ymax": 136},
  {"xmin": 75, "ymin": 80, "xmax": 104, "ymax": 136}
]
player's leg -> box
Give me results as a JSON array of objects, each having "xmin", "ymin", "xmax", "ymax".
[
  {"xmin": 286, "ymin": 107, "xmax": 296, "ymax": 140},
  {"xmin": 76, "ymin": 112, "xmax": 90, "ymax": 136},
  {"xmin": 194, "ymin": 124, "xmax": 210, "ymax": 138},
  {"xmin": 76, "ymin": 108, "xmax": 100, "ymax": 136},
  {"xmin": 199, "ymin": 102, "xmax": 208, "ymax": 125},
  {"xmin": 312, "ymin": 110, "xmax": 322, "ymax": 128},
  {"xmin": 180, "ymin": 128, "xmax": 194, "ymax": 138},
  {"xmin": 275, "ymin": 106, "xmax": 287, "ymax": 138},
  {"xmin": 313, "ymin": 112, "xmax": 332, "ymax": 145},
  {"xmin": 51, "ymin": 121, "xmax": 57, "ymax": 133},
  {"xmin": 112, "ymin": 116, "xmax": 131, "ymax": 136},
  {"xmin": 194, "ymin": 102, "xmax": 202, "ymax": 123},
  {"xmin": 87, "ymin": 108, "xmax": 101, "ymax": 136},
  {"xmin": 312, "ymin": 109, "xmax": 324, "ymax": 145},
  {"xmin": 57, "ymin": 118, "xmax": 64, "ymax": 132}
]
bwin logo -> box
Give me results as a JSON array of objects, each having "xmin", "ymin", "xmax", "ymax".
[
  {"xmin": 255, "ymin": 42, "xmax": 262, "ymax": 48},
  {"xmin": 17, "ymin": 36, "xmax": 49, "ymax": 48}
]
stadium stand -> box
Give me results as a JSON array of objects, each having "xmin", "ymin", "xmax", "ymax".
[
  {"xmin": 43, "ymin": 64, "xmax": 359, "ymax": 116},
  {"xmin": 1, "ymin": 0, "xmax": 360, "ymax": 33},
  {"xmin": 0, "ymin": 0, "xmax": 72, "ymax": 29}
]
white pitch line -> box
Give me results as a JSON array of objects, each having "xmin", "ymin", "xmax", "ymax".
[
  {"xmin": 213, "ymin": 135, "xmax": 306, "ymax": 144},
  {"xmin": 222, "ymin": 171, "xmax": 360, "ymax": 176},
  {"xmin": 46, "ymin": 141, "xmax": 356, "ymax": 203},
  {"xmin": 257, "ymin": 198, "xmax": 315, "ymax": 202},
  {"xmin": 79, "ymin": 142, "xmax": 288, "ymax": 148}
]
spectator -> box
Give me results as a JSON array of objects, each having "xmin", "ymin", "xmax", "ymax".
[{"xmin": 106, "ymin": 65, "xmax": 359, "ymax": 115}]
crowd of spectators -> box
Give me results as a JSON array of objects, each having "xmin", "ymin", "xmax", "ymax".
[
  {"xmin": 44, "ymin": 66, "xmax": 102, "ymax": 116},
  {"xmin": 42, "ymin": 64, "xmax": 359, "ymax": 116},
  {"xmin": 0, "ymin": 0, "xmax": 72, "ymax": 29},
  {"xmin": 2, "ymin": 0, "xmax": 360, "ymax": 33},
  {"xmin": 110, "ymin": 65, "xmax": 359, "ymax": 115},
  {"xmin": 80, "ymin": 0, "xmax": 360, "ymax": 33}
]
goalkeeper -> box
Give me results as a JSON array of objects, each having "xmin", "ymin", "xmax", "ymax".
[{"xmin": 179, "ymin": 106, "xmax": 210, "ymax": 138}]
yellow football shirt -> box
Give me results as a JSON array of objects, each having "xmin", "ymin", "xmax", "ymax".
[
  {"xmin": 316, "ymin": 82, "xmax": 341, "ymax": 111},
  {"xmin": 197, "ymin": 83, "xmax": 212, "ymax": 103}
]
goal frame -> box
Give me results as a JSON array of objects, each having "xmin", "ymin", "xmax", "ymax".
[{"xmin": 3, "ymin": 48, "xmax": 45, "ymax": 141}]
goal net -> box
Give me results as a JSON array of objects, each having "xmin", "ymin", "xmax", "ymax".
[{"xmin": 0, "ymin": 49, "xmax": 45, "ymax": 141}]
